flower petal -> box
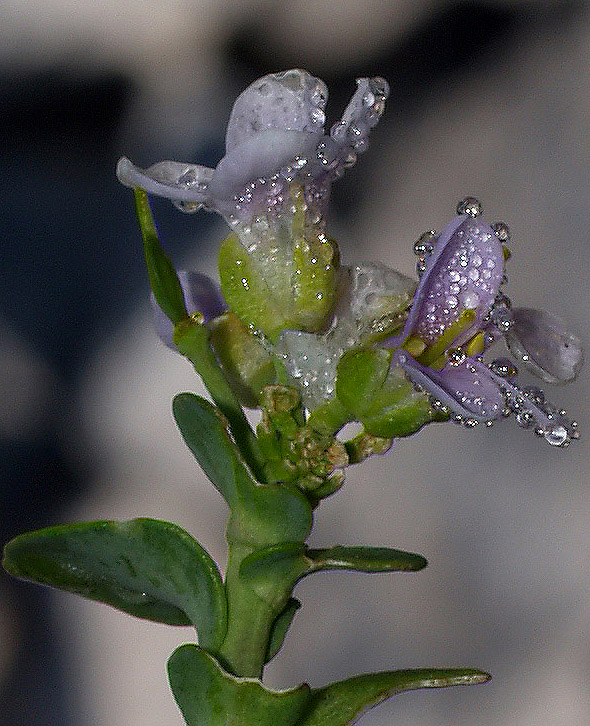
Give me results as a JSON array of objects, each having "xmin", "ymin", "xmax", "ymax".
[
  {"xmin": 116, "ymin": 157, "xmax": 213, "ymax": 207},
  {"xmin": 209, "ymin": 129, "xmax": 321, "ymax": 203},
  {"xmin": 117, "ymin": 71, "xmax": 390, "ymax": 226},
  {"xmin": 225, "ymin": 69, "xmax": 327, "ymax": 152},
  {"xmin": 506, "ymin": 307, "xmax": 583, "ymax": 383},
  {"xmin": 401, "ymin": 215, "xmax": 505, "ymax": 346},
  {"xmin": 486, "ymin": 367, "xmax": 577, "ymax": 446},
  {"xmin": 152, "ymin": 271, "xmax": 226, "ymax": 349},
  {"xmin": 397, "ymin": 353, "xmax": 506, "ymax": 421}
]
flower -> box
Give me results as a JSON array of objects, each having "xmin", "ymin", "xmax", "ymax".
[
  {"xmin": 390, "ymin": 200, "xmax": 581, "ymax": 446},
  {"xmin": 118, "ymin": 70, "xmax": 390, "ymax": 344},
  {"xmin": 117, "ymin": 69, "xmax": 389, "ymax": 230}
]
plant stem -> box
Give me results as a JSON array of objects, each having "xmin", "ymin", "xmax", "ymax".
[
  {"xmin": 175, "ymin": 320, "xmax": 266, "ymax": 481},
  {"xmin": 217, "ymin": 544, "xmax": 279, "ymax": 678}
]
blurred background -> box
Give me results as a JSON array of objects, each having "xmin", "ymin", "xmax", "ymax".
[{"xmin": 1, "ymin": 1, "xmax": 589, "ymax": 724}]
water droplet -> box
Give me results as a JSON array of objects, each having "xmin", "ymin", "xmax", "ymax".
[
  {"xmin": 544, "ymin": 425, "xmax": 568, "ymax": 446},
  {"xmin": 461, "ymin": 291, "xmax": 479, "ymax": 309}
]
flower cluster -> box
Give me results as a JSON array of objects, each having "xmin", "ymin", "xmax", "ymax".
[{"xmin": 117, "ymin": 69, "xmax": 582, "ymax": 447}]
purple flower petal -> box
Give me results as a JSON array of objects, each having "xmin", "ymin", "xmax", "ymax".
[
  {"xmin": 401, "ymin": 215, "xmax": 505, "ymax": 346},
  {"xmin": 225, "ymin": 69, "xmax": 327, "ymax": 151},
  {"xmin": 116, "ymin": 70, "xmax": 389, "ymax": 225},
  {"xmin": 116, "ymin": 157, "xmax": 213, "ymax": 208},
  {"xmin": 398, "ymin": 353, "xmax": 506, "ymax": 421},
  {"xmin": 152, "ymin": 271, "xmax": 226, "ymax": 349},
  {"xmin": 506, "ymin": 307, "xmax": 583, "ymax": 384},
  {"xmin": 486, "ymin": 365, "xmax": 577, "ymax": 446},
  {"xmin": 209, "ymin": 129, "xmax": 321, "ymax": 202}
]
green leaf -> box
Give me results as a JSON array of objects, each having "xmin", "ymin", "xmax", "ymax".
[
  {"xmin": 168, "ymin": 645, "xmax": 311, "ymax": 726},
  {"xmin": 265, "ymin": 598, "xmax": 301, "ymax": 664},
  {"xmin": 306, "ymin": 546, "xmax": 427, "ymax": 573},
  {"xmin": 135, "ymin": 190, "xmax": 188, "ymax": 324},
  {"xmin": 297, "ymin": 668, "xmax": 491, "ymax": 726},
  {"xmin": 3, "ymin": 518, "xmax": 227, "ymax": 650},
  {"xmin": 173, "ymin": 393, "xmax": 313, "ymax": 547},
  {"xmin": 240, "ymin": 543, "xmax": 427, "ymax": 606}
]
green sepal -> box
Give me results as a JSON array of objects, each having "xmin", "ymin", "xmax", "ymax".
[
  {"xmin": 210, "ymin": 313, "xmax": 278, "ymax": 408},
  {"xmin": 296, "ymin": 668, "xmax": 491, "ymax": 726},
  {"xmin": 292, "ymin": 232, "xmax": 340, "ymax": 332},
  {"xmin": 240, "ymin": 543, "xmax": 427, "ymax": 606},
  {"xmin": 2, "ymin": 518, "xmax": 227, "ymax": 650},
  {"xmin": 174, "ymin": 317, "xmax": 265, "ymax": 481},
  {"xmin": 337, "ymin": 350, "xmax": 391, "ymax": 418},
  {"xmin": 337, "ymin": 350, "xmax": 440, "ymax": 438},
  {"xmin": 220, "ymin": 232, "xmax": 293, "ymax": 343},
  {"xmin": 219, "ymin": 218, "xmax": 340, "ymax": 343},
  {"xmin": 173, "ymin": 393, "xmax": 313, "ymax": 547},
  {"xmin": 168, "ymin": 645, "xmax": 311, "ymax": 726},
  {"xmin": 265, "ymin": 597, "xmax": 301, "ymax": 664},
  {"xmin": 135, "ymin": 190, "xmax": 188, "ymax": 324}
]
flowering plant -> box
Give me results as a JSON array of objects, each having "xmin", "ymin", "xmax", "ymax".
[{"xmin": 2, "ymin": 70, "xmax": 582, "ymax": 725}]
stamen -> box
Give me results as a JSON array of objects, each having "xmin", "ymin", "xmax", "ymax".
[
  {"xmin": 466, "ymin": 332, "xmax": 486, "ymax": 358},
  {"xmin": 416, "ymin": 310, "xmax": 477, "ymax": 367},
  {"xmin": 403, "ymin": 337, "xmax": 427, "ymax": 357},
  {"xmin": 428, "ymin": 351, "xmax": 450, "ymax": 372}
]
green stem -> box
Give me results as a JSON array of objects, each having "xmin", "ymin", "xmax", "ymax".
[
  {"xmin": 175, "ymin": 320, "xmax": 266, "ymax": 481},
  {"xmin": 217, "ymin": 544, "xmax": 280, "ymax": 678}
]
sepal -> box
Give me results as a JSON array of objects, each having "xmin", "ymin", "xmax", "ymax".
[
  {"xmin": 337, "ymin": 350, "xmax": 440, "ymax": 438},
  {"xmin": 2, "ymin": 518, "xmax": 227, "ymax": 650},
  {"xmin": 168, "ymin": 645, "xmax": 311, "ymax": 726},
  {"xmin": 135, "ymin": 190, "xmax": 188, "ymax": 324},
  {"xmin": 210, "ymin": 313, "xmax": 278, "ymax": 407}
]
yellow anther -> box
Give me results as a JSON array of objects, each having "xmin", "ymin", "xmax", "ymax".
[
  {"xmin": 403, "ymin": 337, "xmax": 427, "ymax": 357},
  {"xmin": 466, "ymin": 332, "xmax": 486, "ymax": 358},
  {"xmin": 416, "ymin": 309, "xmax": 477, "ymax": 367},
  {"xmin": 428, "ymin": 351, "xmax": 449, "ymax": 372},
  {"xmin": 190, "ymin": 312, "xmax": 206, "ymax": 325},
  {"xmin": 503, "ymin": 245, "xmax": 511, "ymax": 261}
]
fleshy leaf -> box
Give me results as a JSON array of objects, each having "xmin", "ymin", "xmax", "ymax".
[
  {"xmin": 297, "ymin": 668, "xmax": 491, "ymax": 726},
  {"xmin": 240, "ymin": 543, "xmax": 427, "ymax": 606},
  {"xmin": 265, "ymin": 597, "xmax": 301, "ymax": 663},
  {"xmin": 2, "ymin": 519, "xmax": 227, "ymax": 650},
  {"xmin": 168, "ymin": 645, "xmax": 311, "ymax": 726},
  {"xmin": 172, "ymin": 393, "xmax": 313, "ymax": 547},
  {"xmin": 306, "ymin": 546, "xmax": 427, "ymax": 573}
]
